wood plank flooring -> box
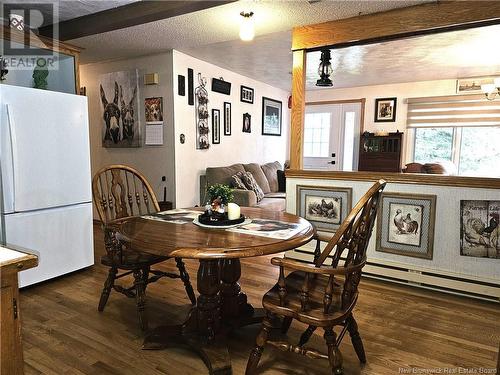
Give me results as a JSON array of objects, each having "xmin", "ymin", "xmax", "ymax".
[{"xmin": 19, "ymin": 225, "xmax": 500, "ymax": 375}]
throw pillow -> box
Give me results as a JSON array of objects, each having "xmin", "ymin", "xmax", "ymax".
[
  {"xmin": 230, "ymin": 173, "xmax": 247, "ymax": 190},
  {"xmin": 241, "ymin": 171, "xmax": 265, "ymax": 202},
  {"xmin": 277, "ymin": 170, "xmax": 286, "ymax": 192}
]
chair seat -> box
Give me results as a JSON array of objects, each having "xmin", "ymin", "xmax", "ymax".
[
  {"xmin": 263, "ymin": 271, "xmax": 354, "ymax": 327},
  {"xmin": 101, "ymin": 251, "xmax": 169, "ymax": 269}
]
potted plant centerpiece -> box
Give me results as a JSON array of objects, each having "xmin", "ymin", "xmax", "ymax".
[{"xmin": 199, "ymin": 184, "xmax": 243, "ymax": 225}]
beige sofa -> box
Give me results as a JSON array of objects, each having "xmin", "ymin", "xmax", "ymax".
[{"xmin": 200, "ymin": 161, "xmax": 286, "ymax": 211}]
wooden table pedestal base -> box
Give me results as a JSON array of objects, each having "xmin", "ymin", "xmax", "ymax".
[{"xmin": 143, "ymin": 259, "xmax": 265, "ymax": 375}]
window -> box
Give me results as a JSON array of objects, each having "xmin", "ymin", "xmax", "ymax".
[
  {"xmin": 304, "ymin": 113, "xmax": 330, "ymax": 157},
  {"xmin": 408, "ymin": 94, "xmax": 500, "ymax": 177},
  {"xmin": 342, "ymin": 111, "xmax": 356, "ymax": 171}
]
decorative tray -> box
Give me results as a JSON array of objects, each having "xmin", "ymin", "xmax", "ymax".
[{"xmin": 194, "ymin": 214, "xmax": 251, "ymax": 229}]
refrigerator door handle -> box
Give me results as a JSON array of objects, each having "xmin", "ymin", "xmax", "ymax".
[{"xmin": 5, "ymin": 104, "xmax": 18, "ymax": 211}]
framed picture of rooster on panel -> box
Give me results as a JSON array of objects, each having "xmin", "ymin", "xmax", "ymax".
[
  {"xmin": 376, "ymin": 192, "xmax": 436, "ymax": 260},
  {"xmin": 296, "ymin": 185, "xmax": 352, "ymax": 233}
]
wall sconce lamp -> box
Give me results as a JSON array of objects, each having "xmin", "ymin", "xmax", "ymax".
[
  {"xmin": 481, "ymin": 77, "xmax": 500, "ymax": 100},
  {"xmin": 239, "ymin": 11, "xmax": 255, "ymax": 42},
  {"xmin": 316, "ymin": 49, "xmax": 333, "ymax": 87}
]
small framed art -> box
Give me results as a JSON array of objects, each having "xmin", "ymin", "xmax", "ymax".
[
  {"xmin": 376, "ymin": 192, "xmax": 436, "ymax": 259},
  {"xmin": 212, "ymin": 109, "xmax": 220, "ymax": 144},
  {"xmin": 241, "ymin": 85, "xmax": 254, "ymax": 104},
  {"xmin": 374, "ymin": 97, "xmax": 397, "ymax": 122},
  {"xmin": 243, "ymin": 113, "xmax": 251, "ymax": 133},
  {"xmin": 296, "ymin": 185, "xmax": 352, "ymax": 233},
  {"xmin": 223, "ymin": 102, "xmax": 231, "ymax": 136}
]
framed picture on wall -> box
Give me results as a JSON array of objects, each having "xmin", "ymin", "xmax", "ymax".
[
  {"xmin": 223, "ymin": 102, "xmax": 231, "ymax": 136},
  {"xmin": 460, "ymin": 200, "xmax": 500, "ymax": 259},
  {"xmin": 261, "ymin": 97, "xmax": 282, "ymax": 136},
  {"xmin": 376, "ymin": 192, "xmax": 436, "ymax": 259},
  {"xmin": 296, "ymin": 185, "xmax": 352, "ymax": 233},
  {"xmin": 242, "ymin": 113, "xmax": 251, "ymax": 133},
  {"xmin": 212, "ymin": 109, "xmax": 220, "ymax": 144},
  {"xmin": 374, "ymin": 97, "xmax": 397, "ymax": 122},
  {"xmin": 240, "ymin": 85, "xmax": 254, "ymax": 104}
]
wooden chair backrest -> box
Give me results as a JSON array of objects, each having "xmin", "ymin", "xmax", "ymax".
[
  {"xmin": 92, "ymin": 164, "xmax": 160, "ymax": 224},
  {"xmin": 315, "ymin": 180, "xmax": 386, "ymax": 310}
]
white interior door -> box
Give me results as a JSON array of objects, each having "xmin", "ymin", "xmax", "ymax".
[{"xmin": 303, "ymin": 102, "xmax": 362, "ymax": 171}]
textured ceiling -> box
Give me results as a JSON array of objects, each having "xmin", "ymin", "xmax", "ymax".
[
  {"xmin": 305, "ymin": 24, "xmax": 500, "ymax": 90},
  {"xmin": 73, "ymin": 0, "xmax": 429, "ymax": 84}
]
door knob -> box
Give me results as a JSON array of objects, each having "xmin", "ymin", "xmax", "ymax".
[{"xmin": 327, "ymin": 161, "xmax": 336, "ymax": 165}]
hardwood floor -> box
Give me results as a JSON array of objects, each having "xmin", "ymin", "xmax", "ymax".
[{"xmin": 20, "ymin": 224, "xmax": 499, "ymax": 375}]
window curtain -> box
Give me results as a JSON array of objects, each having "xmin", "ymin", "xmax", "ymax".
[{"xmin": 406, "ymin": 94, "xmax": 500, "ymax": 128}]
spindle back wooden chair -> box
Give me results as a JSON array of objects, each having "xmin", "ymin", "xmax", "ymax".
[
  {"xmin": 246, "ymin": 180, "xmax": 386, "ymax": 375},
  {"xmin": 92, "ymin": 164, "xmax": 196, "ymax": 330}
]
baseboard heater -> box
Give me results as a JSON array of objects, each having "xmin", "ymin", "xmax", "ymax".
[{"xmin": 287, "ymin": 249, "xmax": 500, "ymax": 303}]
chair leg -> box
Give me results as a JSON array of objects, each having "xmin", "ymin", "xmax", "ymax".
[
  {"xmin": 281, "ymin": 316, "xmax": 293, "ymax": 334},
  {"xmin": 246, "ymin": 314, "xmax": 273, "ymax": 375},
  {"xmin": 133, "ymin": 269, "xmax": 148, "ymax": 331},
  {"xmin": 98, "ymin": 267, "xmax": 117, "ymax": 312},
  {"xmin": 299, "ymin": 325, "xmax": 316, "ymax": 346},
  {"xmin": 175, "ymin": 257, "xmax": 196, "ymax": 305},
  {"xmin": 346, "ymin": 314, "xmax": 366, "ymax": 364},
  {"xmin": 324, "ymin": 328, "xmax": 343, "ymax": 375}
]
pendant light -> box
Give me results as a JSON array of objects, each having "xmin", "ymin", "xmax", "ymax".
[{"xmin": 316, "ymin": 49, "xmax": 333, "ymax": 87}]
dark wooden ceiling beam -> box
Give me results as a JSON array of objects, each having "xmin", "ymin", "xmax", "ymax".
[{"xmin": 38, "ymin": 0, "xmax": 234, "ymax": 41}]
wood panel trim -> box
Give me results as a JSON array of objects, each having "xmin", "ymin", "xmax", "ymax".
[
  {"xmin": 285, "ymin": 169, "xmax": 500, "ymax": 189},
  {"xmin": 290, "ymin": 50, "xmax": 306, "ymax": 170},
  {"xmin": 292, "ymin": 1, "xmax": 500, "ymax": 51}
]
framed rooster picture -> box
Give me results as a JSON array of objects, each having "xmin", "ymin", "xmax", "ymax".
[
  {"xmin": 460, "ymin": 200, "xmax": 500, "ymax": 259},
  {"xmin": 376, "ymin": 193, "xmax": 436, "ymax": 259},
  {"xmin": 296, "ymin": 185, "xmax": 352, "ymax": 233}
]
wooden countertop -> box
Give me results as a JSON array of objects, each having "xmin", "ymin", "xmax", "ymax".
[
  {"xmin": 285, "ymin": 170, "xmax": 500, "ymax": 189},
  {"xmin": 0, "ymin": 246, "xmax": 38, "ymax": 273}
]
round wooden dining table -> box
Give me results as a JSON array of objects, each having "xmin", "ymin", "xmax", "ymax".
[{"xmin": 112, "ymin": 207, "xmax": 315, "ymax": 375}]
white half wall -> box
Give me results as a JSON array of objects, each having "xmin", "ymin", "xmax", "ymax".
[
  {"xmin": 172, "ymin": 50, "xmax": 290, "ymax": 208},
  {"xmin": 80, "ymin": 52, "xmax": 176, "ymax": 208}
]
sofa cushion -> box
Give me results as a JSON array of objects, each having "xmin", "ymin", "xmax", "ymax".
[
  {"xmin": 261, "ymin": 161, "xmax": 282, "ymax": 193},
  {"xmin": 258, "ymin": 197, "xmax": 286, "ymax": 211},
  {"xmin": 264, "ymin": 192, "xmax": 286, "ymax": 199},
  {"xmin": 230, "ymin": 172, "xmax": 247, "ymax": 190},
  {"xmin": 206, "ymin": 164, "xmax": 245, "ymax": 187},
  {"xmin": 241, "ymin": 171, "xmax": 265, "ymax": 202},
  {"xmin": 243, "ymin": 163, "xmax": 271, "ymax": 193}
]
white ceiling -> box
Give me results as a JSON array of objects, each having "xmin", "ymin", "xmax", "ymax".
[
  {"xmin": 72, "ymin": 0, "xmax": 428, "ymax": 90},
  {"xmin": 305, "ymin": 24, "xmax": 500, "ymax": 90}
]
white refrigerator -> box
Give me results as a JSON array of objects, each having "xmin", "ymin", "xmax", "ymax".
[{"xmin": 0, "ymin": 85, "xmax": 94, "ymax": 287}]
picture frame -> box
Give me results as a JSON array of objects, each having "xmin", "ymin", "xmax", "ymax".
[
  {"xmin": 376, "ymin": 192, "xmax": 436, "ymax": 260},
  {"xmin": 456, "ymin": 76, "xmax": 496, "ymax": 94},
  {"xmin": 261, "ymin": 97, "xmax": 282, "ymax": 136},
  {"xmin": 460, "ymin": 200, "xmax": 500, "ymax": 259},
  {"xmin": 242, "ymin": 113, "xmax": 251, "ymax": 133},
  {"xmin": 374, "ymin": 97, "xmax": 397, "ymax": 122},
  {"xmin": 223, "ymin": 102, "xmax": 231, "ymax": 136},
  {"xmin": 240, "ymin": 85, "xmax": 254, "ymax": 104},
  {"xmin": 212, "ymin": 109, "xmax": 220, "ymax": 144},
  {"xmin": 296, "ymin": 185, "xmax": 352, "ymax": 233}
]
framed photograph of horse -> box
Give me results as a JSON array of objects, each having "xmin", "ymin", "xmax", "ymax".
[
  {"xmin": 99, "ymin": 69, "xmax": 141, "ymax": 148},
  {"xmin": 296, "ymin": 185, "xmax": 352, "ymax": 233},
  {"xmin": 376, "ymin": 192, "xmax": 436, "ymax": 259}
]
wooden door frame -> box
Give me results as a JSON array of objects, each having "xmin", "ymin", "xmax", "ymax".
[{"xmin": 289, "ymin": 1, "xmax": 500, "ymax": 169}]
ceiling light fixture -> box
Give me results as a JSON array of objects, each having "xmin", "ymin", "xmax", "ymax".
[
  {"xmin": 481, "ymin": 77, "xmax": 500, "ymax": 100},
  {"xmin": 239, "ymin": 11, "xmax": 254, "ymax": 42},
  {"xmin": 316, "ymin": 49, "xmax": 333, "ymax": 87}
]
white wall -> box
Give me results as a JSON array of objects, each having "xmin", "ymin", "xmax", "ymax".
[
  {"xmin": 172, "ymin": 50, "xmax": 290, "ymax": 207},
  {"xmin": 80, "ymin": 52, "xmax": 176, "ymax": 206}
]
